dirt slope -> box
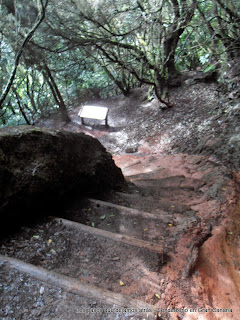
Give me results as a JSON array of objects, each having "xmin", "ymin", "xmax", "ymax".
[
  {"xmin": 1, "ymin": 79, "xmax": 240, "ymax": 319},
  {"xmin": 1, "ymin": 152, "xmax": 239, "ymax": 320},
  {"xmin": 36, "ymin": 79, "xmax": 240, "ymax": 169}
]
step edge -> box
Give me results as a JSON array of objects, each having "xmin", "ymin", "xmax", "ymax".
[
  {"xmin": 0, "ymin": 254, "xmax": 157, "ymax": 315},
  {"xmin": 88, "ymin": 198, "xmax": 169, "ymax": 219},
  {"xmin": 133, "ymin": 180, "xmax": 197, "ymax": 190},
  {"xmin": 53, "ymin": 217, "xmax": 164, "ymax": 254},
  {"xmin": 115, "ymin": 192, "xmax": 191, "ymax": 207}
]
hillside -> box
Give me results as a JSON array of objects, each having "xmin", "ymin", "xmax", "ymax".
[
  {"xmin": 1, "ymin": 73, "xmax": 240, "ymax": 319},
  {"xmin": 36, "ymin": 72, "xmax": 240, "ymax": 170}
]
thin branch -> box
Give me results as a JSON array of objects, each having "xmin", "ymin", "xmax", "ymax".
[{"xmin": 0, "ymin": 0, "xmax": 49, "ymax": 109}]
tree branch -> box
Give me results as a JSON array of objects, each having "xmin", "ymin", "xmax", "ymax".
[{"xmin": 0, "ymin": 0, "xmax": 49, "ymax": 109}]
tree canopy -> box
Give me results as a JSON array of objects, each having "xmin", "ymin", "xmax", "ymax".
[{"xmin": 0, "ymin": 0, "xmax": 239, "ymax": 126}]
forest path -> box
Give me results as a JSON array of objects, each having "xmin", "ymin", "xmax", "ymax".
[
  {"xmin": 1, "ymin": 152, "xmax": 240, "ymax": 320},
  {"xmin": 36, "ymin": 82, "xmax": 225, "ymax": 158},
  {"xmin": 1, "ymin": 83, "xmax": 240, "ymax": 319}
]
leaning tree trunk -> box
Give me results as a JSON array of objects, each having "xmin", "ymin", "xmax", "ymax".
[
  {"xmin": 163, "ymin": 29, "xmax": 184, "ymax": 77},
  {"xmin": 43, "ymin": 65, "xmax": 71, "ymax": 123},
  {"xmin": 102, "ymin": 65, "xmax": 130, "ymax": 96},
  {"xmin": 154, "ymin": 71, "xmax": 172, "ymax": 108},
  {"xmin": 161, "ymin": 0, "xmax": 197, "ymax": 86},
  {"xmin": 12, "ymin": 86, "xmax": 31, "ymax": 125}
]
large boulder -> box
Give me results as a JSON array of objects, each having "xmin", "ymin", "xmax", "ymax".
[{"xmin": 0, "ymin": 126, "xmax": 125, "ymax": 226}]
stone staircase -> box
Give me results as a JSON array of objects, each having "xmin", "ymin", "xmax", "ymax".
[{"xmin": 0, "ymin": 153, "xmax": 238, "ymax": 320}]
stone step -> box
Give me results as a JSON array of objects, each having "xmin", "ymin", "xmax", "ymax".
[
  {"xmin": 101, "ymin": 191, "xmax": 195, "ymax": 215},
  {"xmin": 65, "ymin": 199, "xmax": 173, "ymax": 243},
  {"xmin": 128, "ymin": 175, "xmax": 204, "ymax": 189},
  {"xmin": 0, "ymin": 255, "xmax": 157, "ymax": 320},
  {"xmin": 0, "ymin": 151, "xmax": 235, "ymax": 320},
  {"xmin": 89, "ymin": 198, "xmax": 170, "ymax": 219},
  {"xmin": 90, "ymin": 195, "xmax": 198, "ymax": 238},
  {"xmin": 125, "ymin": 170, "xmax": 181, "ymax": 180},
  {"xmin": 113, "ymin": 153, "xmax": 207, "ymax": 179},
  {"xmin": 133, "ymin": 179, "xmax": 203, "ymax": 203},
  {"xmin": 133, "ymin": 177, "xmax": 201, "ymax": 189},
  {"xmin": 120, "ymin": 162, "xmax": 186, "ymax": 179},
  {"xmin": 54, "ymin": 217, "xmax": 165, "ymax": 253},
  {"xmin": 0, "ymin": 219, "xmax": 166, "ymax": 306}
]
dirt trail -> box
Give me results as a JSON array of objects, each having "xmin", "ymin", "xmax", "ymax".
[
  {"xmin": 1, "ymin": 152, "xmax": 240, "ymax": 319},
  {"xmin": 1, "ymin": 83, "xmax": 240, "ymax": 319}
]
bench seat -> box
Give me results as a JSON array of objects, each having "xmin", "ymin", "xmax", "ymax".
[{"xmin": 78, "ymin": 105, "xmax": 109, "ymax": 127}]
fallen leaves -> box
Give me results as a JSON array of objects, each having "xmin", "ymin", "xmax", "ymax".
[
  {"xmin": 39, "ymin": 286, "xmax": 45, "ymax": 295},
  {"xmin": 112, "ymin": 256, "xmax": 120, "ymax": 261},
  {"xmin": 50, "ymin": 249, "xmax": 56, "ymax": 255}
]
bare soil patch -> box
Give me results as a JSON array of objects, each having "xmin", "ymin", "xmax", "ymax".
[{"xmin": 36, "ymin": 79, "xmax": 240, "ymax": 170}]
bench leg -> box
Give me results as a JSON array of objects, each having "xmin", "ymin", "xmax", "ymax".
[
  {"xmin": 105, "ymin": 117, "xmax": 108, "ymax": 127},
  {"xmin": 81, "ymin": 117, "xmax": 85, "ymax": 125}
]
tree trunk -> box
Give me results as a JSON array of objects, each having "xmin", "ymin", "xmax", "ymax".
[
  {"xmin": 102, "ymin": 65, "xmax": 130, "ymax": 96},
  {"xmin": 213, "ymin": 2, "xmax": 240, "ymax": 60},
  {"xmin": 26, "ymin": 74, "xmax": 38, "ymax": 114},
  {"xmin": 163, "ymin": 29, "xmax": 183, "ymax": 77},
  {"xmin": 12, "ymin": 87, "xmax": 31, "ymax": 125},
  {"xmin": 154, "ymin": 72, "xmax": 172, "ymax": 108},
  {"xmin": 162, "ymin": 0, "xmax": 197, "ymax": 80},
  {"xmin": 43, "ymin": 65, "xmax": 71, "ymax": 123},
  {"xmin": 0, "ymin": 0, "xmax": 49, "ymax": 109},
  {"xmin": 0, "ymin": 110, "xmax": 7, "ymax": 125}
]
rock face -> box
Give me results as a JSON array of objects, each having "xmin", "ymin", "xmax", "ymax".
[{"xmin": 0, "ymin": 126, "xmax": 125, "ymax": 225}]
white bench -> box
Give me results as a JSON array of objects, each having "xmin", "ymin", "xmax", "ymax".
[{"xmin": 78, "ymin": 105, "xmax": 109, "ymax": 127}]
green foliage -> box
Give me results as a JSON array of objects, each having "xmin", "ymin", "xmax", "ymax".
[
  {"xmin": 1, "ymin": 0, "xmax": 240, "ymax": 126},
  {"xmin": 204, "ymin": 64, "xmax": 216, "ymax": 73}
]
